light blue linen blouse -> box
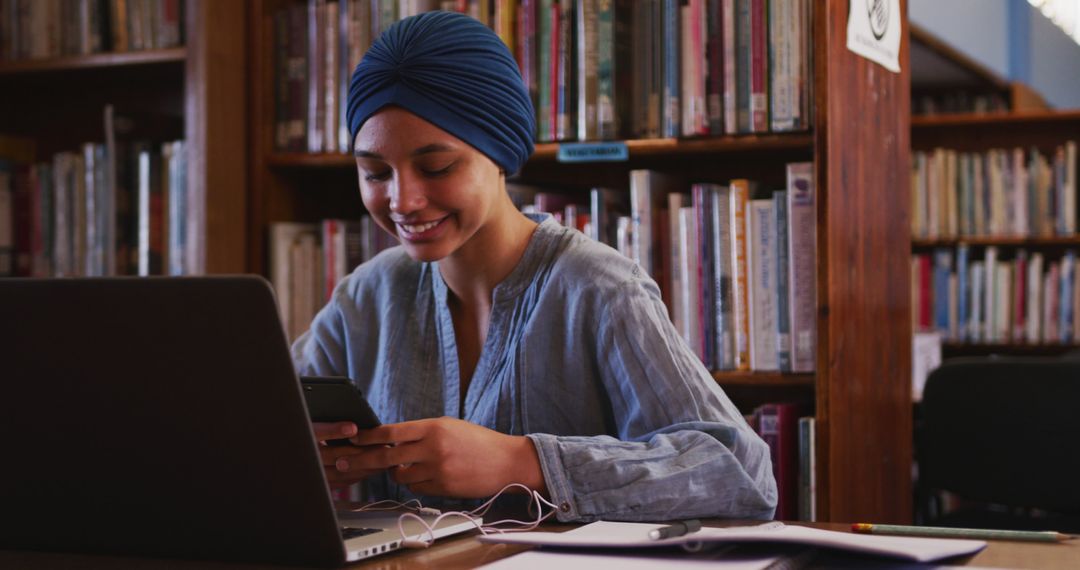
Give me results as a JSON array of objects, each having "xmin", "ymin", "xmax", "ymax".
[{"xmin": 291, "ymin": 214, "xmax": 777, "ymax": 522}]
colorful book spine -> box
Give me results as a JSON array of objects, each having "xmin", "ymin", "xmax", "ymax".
[
  {"xmin": 712, "ymin": 185, "xmax": 735, "ymax": 370},
  {"xmin": 661, "ymin": 0, "xmax": 681, "ymax": 138},
  {"xmin": 721, "ymin": 0, "xmax": 737, "ymax": 135},
  {"xmin": 536, "ymin": 0, "xmax": 553, "ymax": 141},
  {"xmin": 768, "ymin": 0, "xmax": 790, "ymax": 131},
  {"xmin": 1061, "ymin": 251, "xmax": 1076, "ymax": 343},
  {"xmin": 932, "ymin": 248, "xmax": 952, "ymax": 333},
  {"xmin": 755, "ymin": 403, "xmax": 800, "ymax": 521},
  {"xmin": 1027, "ymin": 252, "xmax": 1044, "ymax": 343},
  {"xmin": 596, "ymin": 0, "xmax": 616, "ymax": 139},
  {"xmin": 556, "ymin": 0, "xmax": 573, "ymax": 140},
  {"xmin": 693, "ymin": 184, "xmax": 717, "ymax": 369},
  {"xmin": 679, "ymin": 206, "xmax": 702, "ymax": 359},
  {"xmin": 734, "ymin": 0, "xmax": 751, "ymax": 133},
  {"xmin": 1012, "ymin": 249, "xmax": 1028, "ymax": 342},
  {"xmin": 668, "ymin": 192, "xmax": 691, "ymax": 332},
  {"xmin": 729, "ymin": 178, "xmax": 751, "ymax": 370},
  {"xmin": 798, "ymin": 415, "xmax": 816, "ymax": 521},
  {"xmin": 786, "ymin": 162, "xmax": 815, "ymax": 372},
  {"xmin": 0, "ymin": 165, "xmax": 12, "ymax": 276},
  {"xmin": 705, "ymin": 0, "xmax": 723, "ymax": 134},
  {"xmin": 956, "ymin": 243, "xmax": 969, "ymax": 342},
  {"xmin": 1066, "ymin": 142, "xmax": 1077, "ymax": 235},
  {"xmin": 747, "ymin": 198, "xmax": 778, "ymax": 371},
  {"xmin": 748, "ymin": 0, "xmax": 768, "ymax": 132},
  {"xmin": 774, "ymin": 190, "xmax": 791, "ymax": 372},
  {"xmin": 575, "ymin": 0, "xmax": 597, "ymax": 141}
]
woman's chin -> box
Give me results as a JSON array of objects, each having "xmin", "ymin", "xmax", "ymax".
[{"xmin": 401, "ymin": 242, "xmax": 452, "ymax": 263}]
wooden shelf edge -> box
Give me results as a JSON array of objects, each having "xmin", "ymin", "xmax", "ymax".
[
  {"xmin": 268, "ymin": 133, "xmax": 815, "ymax": 168},
  {"xmin": 268, "ymin": 152, "xmax": 355, "ymax": 168},
  {"xmin": 532, "ymin": 133, "xmax": 815, "ymax": 159},
  {"xmin": 944, "ymin": 342, "xmax": 1080, "ymax": 348},
  {"xmin": 711, "ymin": 371, "xmax": 815, "ymax": 387},
  {"xmin": 911, "ymin": 110, "xmax": 1080, "ymax": 128},
  {"xmin": 912, "ymin": 236, "xmax": 1080, "ymax": 248},
  {"xmin": 942, "ymin": 343, "xmax": 1080, "ymax": 357},
  {"xmin": 0, "ymin": 48, "xmax": 187, "ymax": 75}
]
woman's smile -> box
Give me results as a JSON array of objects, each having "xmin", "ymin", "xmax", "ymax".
[{"xmin": 396, "ymin": 215, "xmax": 450, "ymax": 241}]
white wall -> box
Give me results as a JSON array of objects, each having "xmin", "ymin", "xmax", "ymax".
[
  {"xmin": 909, "ymin": 0, "xmax": 1080, "ymax": 109},
  {"xmin": 909, "ymin": 0, "xmax": 1011, "ymax": 81},
  {"xmin": 1029, "ymin": 8, "xmax": 1080, "ymax": 108}
]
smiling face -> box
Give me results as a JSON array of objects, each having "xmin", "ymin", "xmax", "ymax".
[{"xmin": 354, "ymin": 107, "xmax": 509, "ymax": 263}]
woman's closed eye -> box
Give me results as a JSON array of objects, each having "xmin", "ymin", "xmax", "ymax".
[
  {"xmin": 363, "ymin": 169, "xmax": 392, "ymax": 182},
  {"xmin": 419, "ymin": 162, "xmax": 455, "ymax": 178}
]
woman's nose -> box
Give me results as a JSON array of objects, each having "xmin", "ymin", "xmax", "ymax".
[{"xmin": 388, "ymin": 173, "xmax": 428, "ymax": 213}]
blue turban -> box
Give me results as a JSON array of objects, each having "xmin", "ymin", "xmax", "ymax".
[{"xmin": 346, "ymin": 11, "xmax": 535, "ymax": 175}]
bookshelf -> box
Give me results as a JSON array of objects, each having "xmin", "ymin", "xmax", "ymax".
[
  {"xmin": 0, "ymin": 1, "xmax": 247, "ymax": 274},
  {"xmin": 0, "ymin": 47, "xmax": 187, "ymax": 74},
  {"xmin": 248, "ymin": 0, "xmax": 913, "ymax": 524},
  {"xmin": 910, "ymin": 103, "xmax": 1080, "ymax": 357}
]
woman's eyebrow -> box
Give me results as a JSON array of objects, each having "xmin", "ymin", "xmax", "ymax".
[
  {"xmin": 412, "ymin": 143, "xmax": 456, "ymax": 156},
  {"xmin": 354, "ymin": 144, "xmax": 454, "ymax": 158}
]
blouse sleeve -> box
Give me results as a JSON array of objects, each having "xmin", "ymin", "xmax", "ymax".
[
  {"xmin": 526, "ymin": 276, "xmax": 778, "ymax": 522},
  {"xmin": 291, "ymin": 294, "xmax": 350, "ymax": 377}
]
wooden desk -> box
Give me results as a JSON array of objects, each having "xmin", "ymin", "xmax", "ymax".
[{"xmin": 1, "ymin": 521, "xmax": 1076, "ymax": 569}]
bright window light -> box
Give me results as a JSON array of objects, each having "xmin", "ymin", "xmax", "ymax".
[{"xmin": 1029, "ymin": 0, "xmax": 1080, "ymax": 44}]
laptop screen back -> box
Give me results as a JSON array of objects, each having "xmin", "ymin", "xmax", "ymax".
[{"xmin": 0, "ymin": 276, "xmax": 346, "ymax": 567}]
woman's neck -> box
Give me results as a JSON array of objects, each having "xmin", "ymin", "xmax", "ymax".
[{"xmin": 438, "ymin": 203, "xmax": 538, "ymax": 310}]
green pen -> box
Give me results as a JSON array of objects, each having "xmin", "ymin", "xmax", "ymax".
[{"xmin": 852, "ymin": 523, "xmax": 1076, "ymax": 543}]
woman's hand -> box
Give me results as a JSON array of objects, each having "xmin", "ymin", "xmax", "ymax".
[
  {"xmin": 341, "ymin": 417, "xmax": 547, "ymax": 498},
  {"xmin": 312, "ymin": 421, "xmax": 386, "ymax": 489}
]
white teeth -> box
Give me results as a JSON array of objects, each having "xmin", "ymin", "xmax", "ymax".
[{"xmin": 401, "ymin": 219, "xmax": 441, "ymax": 234}]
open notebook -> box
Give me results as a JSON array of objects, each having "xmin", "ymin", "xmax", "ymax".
[{"xmin": 478, "ymin": 521, "xmax": 986, "ymax": 563}]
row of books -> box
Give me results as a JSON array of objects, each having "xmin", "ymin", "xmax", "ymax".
[
  {"xmin": 912, "ymin": 246, "xmax": 1080, "ymax": 344},
  {"xmin": 527, "ymin": 0, "xmax": 813, "ymax": 141},
  {"xmin": 0, "ymin": 134, "xmax": 192, "ymax": 278},
  {"xmin": 911, "ymin": 142, "xmax": 1078, "ymax": 240},
  {"xmin": 0, "ymin": 0, "xmax": 184, "ymax": 62},
  {"xmin": 274, "ymin": 0, "xmax": 482, "ymax": 154},
  {"xmin": 272, "ymin": 0, "xmax": 813, "ymax": 153},
  {"xmin": 269, "ymin": 218, "xmax": 398, "ymax": 341},
  {"xmin": 516, "ymin": 163, "xmax": 816, "ymax": 373},
  {"xmin": 745, "ymin": 404, "xmax": 814, "ymax": 521},
  {"xmin": 270, "ymin": 163, "xmax": 817, "ymax": 372},
  {"xmin": 911, "ymin": 90, "xmax": 1009, "ymax": 117}
]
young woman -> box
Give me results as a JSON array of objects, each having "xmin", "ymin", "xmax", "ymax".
[{"xmin": 292, "ymin": 10, "xmax": 776, "ymax": 522}]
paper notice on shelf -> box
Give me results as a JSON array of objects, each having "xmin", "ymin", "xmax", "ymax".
[
  {"xmin": 846, "ymin": 0, "xmax": 902, "ymax": 73},
  {"xmin": 912, "ymin": 331, "xmax": 943, "ymax": 402}
]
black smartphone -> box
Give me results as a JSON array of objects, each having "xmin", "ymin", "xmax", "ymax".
[{"xmin": 300, "ymin": 376, "xmax": 381, "ymax": 446}]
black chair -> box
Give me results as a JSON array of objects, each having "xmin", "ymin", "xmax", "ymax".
[{"xmin": 915, "ymin": 356, "xmax": 1080, "ymax": 533}]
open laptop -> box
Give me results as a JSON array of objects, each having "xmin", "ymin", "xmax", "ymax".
[{"xmin": 0, "ymin": 276, "xmax": 477, "ymax": 567}]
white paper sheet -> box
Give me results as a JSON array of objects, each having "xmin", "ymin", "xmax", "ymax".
[
  {"xmin": 478, "ymin": 521, "xmax": 986, "ymax": 563},
  {"xmin": 477, "ymin": 549, "xmax": 787, "ymax": 570}
]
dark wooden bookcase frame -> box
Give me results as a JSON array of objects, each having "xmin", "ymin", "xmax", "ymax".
[{"xmin": 0, "ymin": 0, "xmax": 247, "ymax": 274}]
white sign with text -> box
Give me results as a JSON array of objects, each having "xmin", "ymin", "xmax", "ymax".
[{"xmin": 846, "ymin": 0, "xmax": 902, "ymax": 73}]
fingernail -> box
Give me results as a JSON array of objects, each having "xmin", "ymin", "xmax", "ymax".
[
  {"xmin": 336, "ymin": 458, "xmax": 349, "ymax": 472},
  {"xmin": 342, "ymin": 424, "xmax": 357, "ymax": 437}
]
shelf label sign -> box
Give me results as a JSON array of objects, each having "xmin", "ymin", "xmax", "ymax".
[
  {"xmin": 846, "ymin": 0, "xmax": 901, "ymax": 73},
  {"xmin": 557, "ymin": 142, "xmax": 629, "ymax": 163}
]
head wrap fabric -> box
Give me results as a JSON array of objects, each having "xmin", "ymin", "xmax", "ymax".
[{"xmin": 347, "ymin": 11, "xmax": 535, "ymax": 175}]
